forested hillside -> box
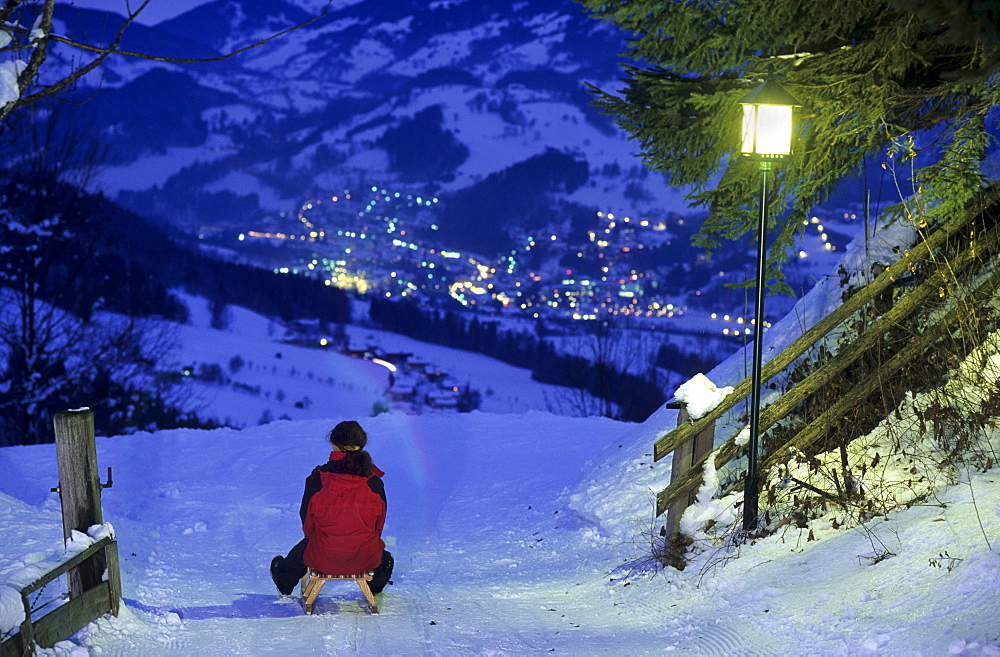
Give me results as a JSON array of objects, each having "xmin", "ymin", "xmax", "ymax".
[{"xmin": 0, "ymin": 153, "xmax": 351, "ymax": 446}]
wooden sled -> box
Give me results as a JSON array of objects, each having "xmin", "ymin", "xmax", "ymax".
[{"xmin": 300, "ymin": 569, "xmax": 378, "ymax": 614}]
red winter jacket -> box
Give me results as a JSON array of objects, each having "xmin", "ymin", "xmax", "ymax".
[{"xmin": 301, "ymin": 458, "xmax": 386, "ymax": 576}]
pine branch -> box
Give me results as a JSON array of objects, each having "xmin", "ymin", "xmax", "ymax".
[{"xmin": 579, "ymin": 0, "xmax": 1000, "ymax": 290}]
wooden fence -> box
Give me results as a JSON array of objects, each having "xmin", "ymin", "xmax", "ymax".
[
  {"xmin": 657, "ymin": 186, "xmax": 1000, "ymax": 564},
  {"xmin": 1, "ymin": 536, "xmax": 121, "ymax": 657},
  {"xmin": 0, "ymin": 409, "xmax": 121, "ymax": 657}
]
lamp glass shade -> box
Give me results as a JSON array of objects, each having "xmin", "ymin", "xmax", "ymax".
[{"xmin": 741, "ymin": 104, "xmax": 793, "ymax": 157}]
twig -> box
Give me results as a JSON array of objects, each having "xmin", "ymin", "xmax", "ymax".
[
  {"xmin": 967, "ymin": 476, "xmax": 993, "ymax": 551},
  {"xmin": 46, "ymin": 5, "xmax": 330, "ymax": 64},
  {"xmin": 789, "ymin": 476, "xmax": 840, "ymax": 502}
]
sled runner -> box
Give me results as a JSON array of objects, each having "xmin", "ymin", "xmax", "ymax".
[{"xmin": 300, "ymin": 569, "xmax": 378, "ymax": 614}]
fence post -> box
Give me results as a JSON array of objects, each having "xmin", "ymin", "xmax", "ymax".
[
  {"xmin": 53, "ymin": 409, "xmax": 105, "ymax": 600},
  {"xmin": 662, "ymin": 402, "xmax": 715, "ymax": 570}
]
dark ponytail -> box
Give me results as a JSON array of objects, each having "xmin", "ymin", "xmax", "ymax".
[{"xmin": 340, "ymin": 450, "xmax": 374, "ymax": 477}]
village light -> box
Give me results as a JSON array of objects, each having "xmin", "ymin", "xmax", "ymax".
[{"xmin": 738, "ymin": 79, "xmax": 801, "ymax": 533}]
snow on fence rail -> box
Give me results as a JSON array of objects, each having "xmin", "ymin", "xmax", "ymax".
[{"xmin": 0, "ymin": 532, "xmax": 121, "ymax": 657}]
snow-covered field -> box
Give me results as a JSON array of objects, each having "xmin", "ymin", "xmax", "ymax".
[
  {"xmin": 3, "ymin": 401, "xmax": 996, "ymax": 655},
  {"xmin": 164, "ymin": 294, "xmax": 577, "ymax": 428},
  {"xmin": 2, "ymin": 226, "xmax": 1000, "ymax": 654}
]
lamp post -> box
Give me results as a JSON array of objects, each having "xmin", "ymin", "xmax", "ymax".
[{"xmin": 738, "ymin": 79, "xmax": 801, "ymax": 532}]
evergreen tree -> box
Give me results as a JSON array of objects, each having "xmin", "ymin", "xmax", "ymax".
[{"xmin": 578, "ymin": 0, "xmax": 1000, "ymax": 291}]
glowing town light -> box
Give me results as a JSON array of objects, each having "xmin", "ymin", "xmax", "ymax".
[{"xmin": 372, "ymin": 358, "xmax": 397, "ymax": 372}]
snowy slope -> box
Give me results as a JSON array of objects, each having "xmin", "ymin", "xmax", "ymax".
[
  {"xmin": 1, "ymin": 399, "xmax": 997, "ymax": 654},
  {"xmin": 1, "ymin": 262, "xmax": 999, "ymax": 654},
  {"xmin": 567, "ymin": 215, "xmax": 925, "ymax": 541},
  {"xmin": 165, "ymin": 294, "xmax": 580, "ymax": 427}
]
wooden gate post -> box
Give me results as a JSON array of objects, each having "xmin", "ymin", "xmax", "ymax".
[
  {"xmin": 662, "ymin": 402, "xmax": 715, "ymax": 570},
  {"xmin": 53, "ymin": 409, "xmax": 105, "ymax": 600}
]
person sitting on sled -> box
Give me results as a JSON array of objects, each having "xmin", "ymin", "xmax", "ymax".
[{"xmin": 270, "ymin": 420, "xmax": 393, "ymax": 596}]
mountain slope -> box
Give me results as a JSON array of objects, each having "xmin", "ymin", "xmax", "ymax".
[
  {"xmin": 156, "ymin": 0, "xmax": 314, "ymax": 51},
  {"xmin": 48, "ymin": 0, "xmax": 687, "ymax": 254}
]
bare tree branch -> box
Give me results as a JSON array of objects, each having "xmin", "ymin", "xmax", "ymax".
[
  {"xmin": 0, "ymin": 0, "xmax": 31, "ymax": 25},
  {"xmin": 0, "ymin": 0, "xmax": 147, "ymax": 121},
  {"xmin": 14, "ymin": 0, "xmax": 55, "ymax": 103},
  {"xmin": 47, "ymin": 3, "xmax": 329, "ymax": 64},
  {"xmin": 0, "ymin": 0, "xmax": 330, "ymax": 121}
]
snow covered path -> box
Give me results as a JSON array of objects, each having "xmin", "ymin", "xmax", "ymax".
[
  {"xmin": 5, "ymin": 412, "xmax": 667, "ymax": 654},
  {"xmin": 3, "ymin": 408, "xmax": 999, "ymax": 655}
]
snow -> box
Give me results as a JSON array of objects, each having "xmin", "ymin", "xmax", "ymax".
[
  {"xmin": 0, "ymin": 60, "xmax": 26, "ymax": 108},
  {"xmin": 96, "ymin": 134, "xmax": 237, "ymax": 195},
  {"xmin": 238, "ymin": 18, "xmax": 363, "ymax": 75},
  {"xmin": 0, "ymin": 584, "xmax": 22, "ymax": 637},
  {"xmin": 678, "ymin": 453, "xmax": 741, "ymax": 539},
  {"xmin": 0, "ymin": 522, "xmax": 114, "ymax": 635},
  {"xmin": 165, "ymin": 294, "xmax": 571, "ymax": 428},
  {"xmin": 1, "ymin": 387, "xmax": 998, "ymax": 653},
  {"xmin": 202, "ymin": 170, "xmax": 286, "ymax": 211},
  {"xmin": 340, "ymin": 39, "xmax": 396, "ymax": 84},
  {"xmin": 77, "ymin": 6, "xmax": 701, "ymax": 223},
  {"xmin": 387, "ymin": 22, "xmax": 510, "ymax": 78},
  {"xmin": 673, "ymin": 373, "xmax": 733, "ymax": 420},
  {"xmin": 2, "ymin": 225, "xmax": 1000, "ymax": 653}
]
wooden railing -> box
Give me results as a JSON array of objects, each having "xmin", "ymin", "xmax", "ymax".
[
  {"xmin": 656, "ymin": 186, "xmax": 1000, "ymax": 546},
  {"xmin": 1, "ymin": 409, "xmax": 121, "ymax": 656},
  {"xmin": 1, "ymin": 536, "xmax": 121, "ymax": 657}
]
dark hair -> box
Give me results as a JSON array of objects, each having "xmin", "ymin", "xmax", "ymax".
[
  {"xmin": 328, "ymin": 420, "xmax": 373, "ymax": 477},
  {"xmin": 328, "ymin": 420, "xmax": 367, "ymax": 449}
]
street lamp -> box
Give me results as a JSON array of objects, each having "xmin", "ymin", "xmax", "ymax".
[{"xmin": 738, "ymin": 79, "xmax": 801, "ymax": 532}]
